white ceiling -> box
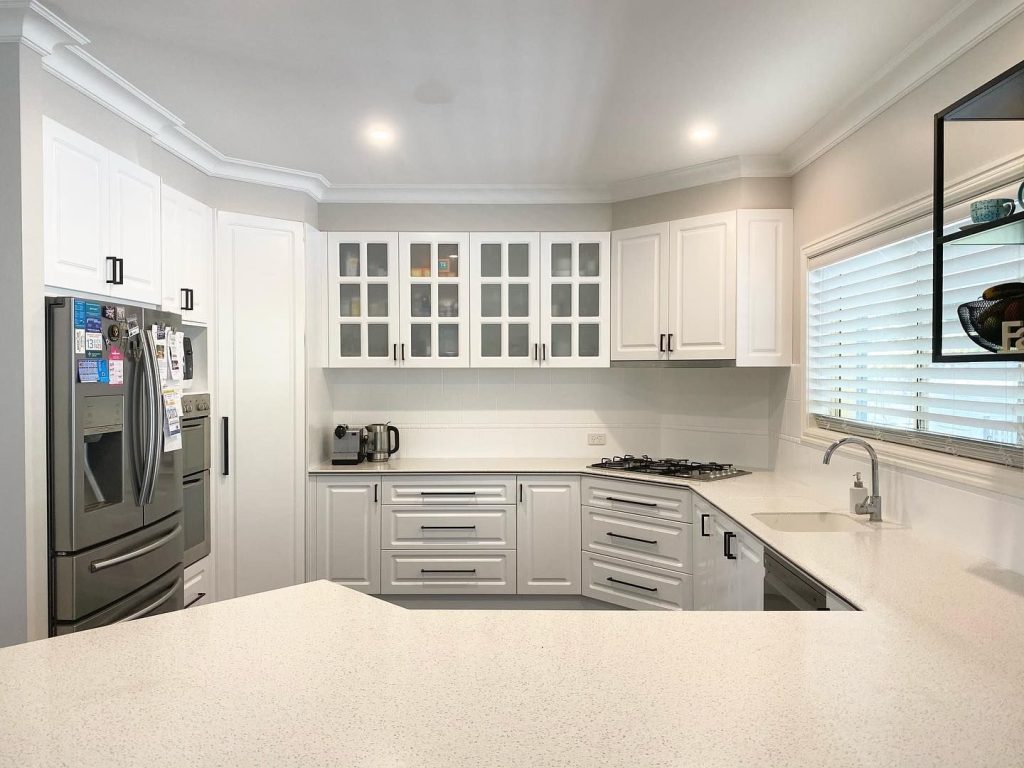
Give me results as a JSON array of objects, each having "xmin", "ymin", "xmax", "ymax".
[{"xmin": 47, "ymin": 0, "xmax": 975, "ymax": 190}]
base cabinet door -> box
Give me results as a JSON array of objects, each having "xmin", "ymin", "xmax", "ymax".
[
  {"xmin": 696, "ymin": 500, "xmax": 765, "ymax": 611},
  {"xmin": 183, "ymin": 556, "xmax": 215, "ymax": 608},
  {"xmin": 315, "ymin": 478, "xmax": 381, "ymax": 594},
  {"xmin": 516, "ymin": 476, "xmax": 581, "ymax": 594},
  {"xmin": 691, "ymin": 497, "xmax": 716, "ymax": 610}
]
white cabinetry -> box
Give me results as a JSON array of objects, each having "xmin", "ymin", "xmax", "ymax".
[
  {"xmin": 516, "ymin": 476, "xmax": 581, "ymax": 594},
  {"xmin": 313, "ymin": 476, "xmax": 381, "ymax": 594},
  {"xmin": 216, "ymin": 212, "xmax": 305, "ymax": 599},
  {"xmin": 736, "ymin": 209, "xmax": 793, "ymax": 366},
  {"xmin": 183, "ymin": 555, "xmax": 215, "ymax": 608},
  {"xmin": 326, "ymin": 232, "xmax": 400, "ymax": 367},
  {"xmin": 43, "ymin": 118, "xmax": 162, "ymax": 304},
  {"xmin": 470, "ymin": 233, "xmax": 541, "ymax": 367},
  {"xmin": 540, "ymin": 233, "xmax": 610, "ymax": 367},
  {"xmin": 611, "ymin": 223, "xmax": 670, "ymax": 361},
  {"xmin": 161, "ymin": 185, "xmax": 213, "ymax": 324},
  {"xmin": 693, "ymin": 495, "xmax": 764, "ymax": 611},
  {"xmin": 399, "ymin": 232, "xmax": 470, "ymax": 367}
]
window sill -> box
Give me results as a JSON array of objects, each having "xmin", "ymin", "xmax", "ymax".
[{"xmin": 797, "ymin": 427, "xmax": 1024, "ymax": 499}]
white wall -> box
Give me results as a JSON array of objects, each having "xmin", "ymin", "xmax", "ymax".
[{"xmin": 325, "ymin": 367, "xmax": 781, "ymax": 467}]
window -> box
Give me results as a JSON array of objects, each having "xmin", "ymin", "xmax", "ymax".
[{"xmin": 807, "ymin": 222, "xmax": 1023, "ymax": 468}]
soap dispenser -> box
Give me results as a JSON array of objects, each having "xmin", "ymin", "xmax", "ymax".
[{"xmin": 850, "ymin": 472, "xmax": 868, "ymax": 514}]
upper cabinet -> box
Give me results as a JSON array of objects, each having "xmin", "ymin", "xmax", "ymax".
[
  {"xmin": 540, "ymin": 233, "xmax": 611, "ymax": 367},
  {"xmin": 399, "ymin": 232, "xmax": 471, "ymax": 367},
  {"xmin": 43, "ymin": 118, "xmax": 162, "ymax": 305},
  {"xmin": 611, "ymin": 210, "xmax": 792, "ymax": 366},
  {"xmin": 470, "ymin": 233, "xmax": 541, "ymax": 367},
  {"xmin": 326, "ymin": 232, "xmax": 400, "ymax": 367},
  {"xmin": 161, "ymin": 185, "xmax": 214, "ymax": 325}
]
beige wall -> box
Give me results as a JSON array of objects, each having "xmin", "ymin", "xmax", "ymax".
[
  {"xmin": 316, "ymin": 202, "xmax": 610, "ymax": 232},
  {"xmin": 611, "ymin": 177, "xmax": 792, "ymax": 229}
]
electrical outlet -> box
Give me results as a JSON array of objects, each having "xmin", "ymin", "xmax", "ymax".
[{"xmin": 587, "ymin": 433, "xmax": 607, "ymax": 446}]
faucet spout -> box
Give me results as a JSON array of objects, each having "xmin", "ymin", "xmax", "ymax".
[{"xmin": 821, "ymin": 437, "xmax": 883, "ymax": 522}]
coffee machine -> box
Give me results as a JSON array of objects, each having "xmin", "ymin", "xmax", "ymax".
[{"xmin": 331, "ymin": 425, "xmax": 364, "ymax": 465}]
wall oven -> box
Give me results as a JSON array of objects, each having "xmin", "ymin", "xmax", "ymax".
[{"xmin": 181, "ymin": 393, "xmax": 211, "ymax": 567}]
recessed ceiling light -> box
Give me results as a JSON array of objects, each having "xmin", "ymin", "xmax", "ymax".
[
  {"xmin": 365, "ymin": 123, "xmax": 395, "ymax": 149},
  {"xmin": 688, "ymin": 124, "xmax": 716, "ymax": 144}
]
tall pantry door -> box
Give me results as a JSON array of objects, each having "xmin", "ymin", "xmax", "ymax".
[{"xmin": 216, "ymin": 212, "xmax": 305, "ymax": 599}]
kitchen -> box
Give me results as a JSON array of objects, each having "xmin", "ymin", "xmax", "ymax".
[{"xmin": 2, "ymin": 1, "xmax": 1024, "ymax": 765}]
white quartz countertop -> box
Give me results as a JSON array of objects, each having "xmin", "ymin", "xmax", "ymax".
[{"xmin": 4, "ymin": 468, "xmax": 1024, "ymax": 766}]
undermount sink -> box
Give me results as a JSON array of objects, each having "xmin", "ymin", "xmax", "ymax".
[{"xmin": 752, "ymin": 512, "xmax": 870, "ymax": 533}]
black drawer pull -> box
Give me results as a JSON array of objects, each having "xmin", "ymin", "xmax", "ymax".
[
  {"xmin": 420, "ymin": 525, "xmax": 477, "ymax": 530},
  {"xmin": 184, "ymin": 592, "xmax": 207, "ymax": 609},
  {"xmin": 700, "ymin": 513, "xmax": 710, "ymax": 537},
  {"xmin": 606, "ymin": 531, "xmax": 657, "ymax": 545},
  {"xmin": 606, "ymin": 496, "xmax": 657, "ymax": 507},
  {"xmin": 420, "ymin": 491, "xmax": 477, "ymax": 496},
  {"xmin": 420, "ymin": 569, "xmax": 477, "ymax": 574},
  {"xmin": 724, "ymin": 531, "xmax": 737, "ymax": 560},
  {"xmin": 607, "ymin": 577, "xmax": 658, "ymax": 592}
]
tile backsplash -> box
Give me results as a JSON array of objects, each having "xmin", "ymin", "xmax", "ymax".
[{"xmin": 322, "ymin": 367, "xmax": 785, "ymax": 465}]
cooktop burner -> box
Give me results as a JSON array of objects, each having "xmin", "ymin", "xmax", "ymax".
[{"xmin": 589, "ymin": 455, "xmax": 750, "ymax": 481}]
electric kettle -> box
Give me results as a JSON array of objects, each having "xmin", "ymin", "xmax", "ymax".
[{"xmin": 364, "ymin": 423, "xmax": 399, "ymax": 462}]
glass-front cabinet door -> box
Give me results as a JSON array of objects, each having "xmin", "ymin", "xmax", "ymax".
[
  {"xmin": 327, "ymin": 232, "xmax": 400, "ymax": 367},
  {"xmin": 399, "ymin": 232, "xmax": 471, "ymax": 367},
  {"xmin": 469, "ymin": 233, "xmax": 541, "ymax": 367},
  {"xmin": 540, "ymin": 233, "xmax": 611, "ymax": 367}
]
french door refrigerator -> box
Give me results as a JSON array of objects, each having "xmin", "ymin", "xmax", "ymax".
[{"xmin": 46, "ymin": 297, "xmax": 185, "ymax": 635}]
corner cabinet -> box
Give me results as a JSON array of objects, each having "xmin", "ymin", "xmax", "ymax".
[
  {"xmin": 610, "ymin": 209, "xmax": 792, "ymax": 365},
  {"xmin": 540, "ymin": 233, "xmax": 611, "ymax": 367},
  {"xmin": 692, "ymin": 495, "xmax": 764, "ymax": 611}
]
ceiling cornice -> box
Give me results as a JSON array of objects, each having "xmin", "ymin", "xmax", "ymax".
[{"xmin": 4, "ymin": 1, "xmax": 1022, "ymax": 205}]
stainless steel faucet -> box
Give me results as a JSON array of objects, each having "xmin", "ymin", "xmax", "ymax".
[{"xmin": 822, "ymin": 437, "xmax": 883, "ymax": 522}]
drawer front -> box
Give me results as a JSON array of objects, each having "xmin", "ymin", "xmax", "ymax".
[
  {"xmin": 582, "ymin": 476, "xmax": 691, "ymax": 522},
  {"xmin": 582, "ymin": 552, "xmax": 692, "ymax": 611},
  {"xmin": 383, "ymin": 475, "xmax": 516, "ymax": 505},
  {"xmin": 381, "ymin": 550, "xmax": 516, "ymax": 594},
  {"xmin": 382, "ymin": 506, "xmax": 516, "ymax": 549},
  {"xmin": 582, "ymin": 506, "xmax": 691, "ymax": 573}
]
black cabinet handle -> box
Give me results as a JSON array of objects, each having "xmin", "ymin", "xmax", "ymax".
[
  {"xmin": 607, "ymin": 577, "xmax": 657, "ymax": 592},
  {"xmin": 420, "ymin": 491, "xmax": 476, "ymax": 496},
  {"xmin": 421, "ymin": 569, "xmax": 476, "ymax": 574},
  {"xmin": 659, "ymin": 333, "xmax": 666, "ymax": 353},
  {"xmin": 724, "ymin": 531, "xmax": 737, "ymax": 560},
  {"xmin": 542, "ymin": 343, "xmax": 547, "ymax": 361},
  {"xmin": 221, "ymin": 416, "xmax": 230, "ymax": 476},
  {"xmin": 607, "ymin": 532, "xmax": 658, "ymax": 545},
  {"xmin": 106, "ymin": 256, "xmax": 118, "ymax": 284},
  {"xmin": 519, "ymin": 483, "xmax": 523, "ymax": 503},
  {"xmin": 181, "ymin": 289, "xmax": 188, "ymax": 311},
  {"xmin": 374, "ymin": 483, "xmax": 378, "ymax": 503},
  {"xmin": 700, "ymin": 513, "xmax": 710, "ymax": 537},
  {"xmin": 606, "ymin": 496, "xmax": 657, "ymax": 508},
  {"xmin": 400, "ymin": 343, "xmax": 405, "ymax": 361},
  {"xmin": 184, "ymin": 592, "xmax": 207, "ymax": 609},
  {"xmin": 420, "ymin": 525, "xmax": 477, "ymax": 530},
  {"xmin": 667, "ymin": 333, "xmax": 674, "ymax": 352},
  {"xmin": 180, "ymin": 288, "xmax": 194, "ymax": 311},
  {"xmin": 392, "ymin": 343, "xmax": 397, "ymax": 362},
  {"xmin": 533, "ymin": 343, "xmax": 538, "ymax": 361}
]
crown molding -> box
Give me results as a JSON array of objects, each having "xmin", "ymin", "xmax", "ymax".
[
  {"xmin": 781, "ymin": 0, "xmax": 1024, "ymax": 174},
  {"xmin": 7, "ymin": 1, "xmax": 1022, "ymax": 205}
]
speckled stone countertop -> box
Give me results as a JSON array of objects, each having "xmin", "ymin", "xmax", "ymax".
[{"xmin": 3, "ymin": 468, "xmax": 1024, "ymax": 767}]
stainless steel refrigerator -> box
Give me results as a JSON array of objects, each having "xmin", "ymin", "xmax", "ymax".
[{"xmin": 46, "ymin": 297, "xmax": 185, "ymax": 635}]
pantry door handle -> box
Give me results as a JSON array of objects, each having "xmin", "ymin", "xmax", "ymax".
[
  {"xmin": 724, "ymin": 531, "xmax": 737, "ymax": 560},
  {"xmin": 607, "ymin": 577, "xmax": 657, "ymax": 592},
  {"xmin": 222, "ymin": 417, "xmax": 230, "ymax": 476},
  {"xmin": 659, "ymin": 333, "xmax": 666, "ymax": 352},
  {"xmin": 700, "ymin": 513, "xmax": 710, "ymax": 537},
  {"xmin": 606, "ymin": 532, "xmax": 658, "ymax": 545}
]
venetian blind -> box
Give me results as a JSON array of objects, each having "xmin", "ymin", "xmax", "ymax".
[{"xmin": 807, "ymin": 224, "xmax": 1024, "ymax": 467}]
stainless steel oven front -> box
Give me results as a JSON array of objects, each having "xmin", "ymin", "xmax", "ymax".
[{"xmin": 180, "ymin": 394, "xmax": 211, "ymax": 567}]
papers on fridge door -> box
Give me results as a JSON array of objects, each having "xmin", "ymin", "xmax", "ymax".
[{"xmin": 152, "ymin": 325, "xmax": 184, "ymax": 452}]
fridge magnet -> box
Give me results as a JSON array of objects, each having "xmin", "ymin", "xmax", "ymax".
[
  {"xmin": 85, "ymin": 302, "xmax": 101, "ymax": 320},
  {"xmin": 126, "ymin": 316, "xmax": 140, "ymax": 337},
  {"xmin": 74, "ymin": 329, "xmax": 86, "ymax": 355},
  {"xmin": 115, "ymin": 306, "xmax": 126, "ymax": 322},
  {"xmin": 102, "ymin": 305, "xmax": 117, "ymax": 320},
  {"xmin": 77, "ymin": 360, "xmax": 99, "ymax": 383},
  {"xmin": 96, "ymin": 360, "xmax": 109, "ymax": 384},
  {"xmin": 73, "ymin": 300, "xmax": 86, "ymax": 329},
  {"xmin": 109, "ymin": 360, "xmax": 124, "ymax": 385}
]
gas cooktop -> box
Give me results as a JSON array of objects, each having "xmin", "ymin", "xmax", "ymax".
[{"xmin": 589, "ymin": 455, "xmax": 750, "ymax": 481}]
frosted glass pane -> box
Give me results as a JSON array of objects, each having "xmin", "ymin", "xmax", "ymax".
[
  {"xmin": 411, "ymin": 284, "xmax": 431, "ymax": 317},
  {"xmin": 339, "ymin": 243, "xmax": 360, "ymax": 276},
  {"xmin": 481, "ymin": 284, "xmax": 501, "ymax": 317},
  {"xmin": 481, "ymin": 324, "xmax": 501, "ymax": 357},
  {"xmin": 339, "ymin": 324, "xmax": 360, "ymax": 357},
  {"xmin": 508, "ymin": 324, "xmax": 529, "ymax": 357},
  {"xmin": 579, "ymin": 323, "xmax": 599, "ymax": 357},
  {"xmin": 579, "ymin": 243, "xmax": 600, "ymax": 276},
  {"xmin": 410, "ymin": 244, "xmax": 431, "ymax": 277},
  {"xmin": 438, "ymin": 284, "xmax": 459, "ymax": 317},
  {"xmin": 438, "ymin": 244, "xmax": 459, "ymax": 277},
  {"xmin": 551, "ymin": 324, "xmax": 572, "ymax": 357},
  {"xmin": 508, "ymin": 284, "xmax": 529, "ymax": 317},
  {"xmin": 411, "ymin": 324, "xmax": 431, "ymax": 357},
  {"xmin": 367, "ymin": 324, "xmax": 389, "ymax": 357},
  {"xmin": 579, "ymin": 283, "xmax": 599, "ymax": 317},
  {"xmin": 339, "ymin": 285, "xmax": 360, "ymax": 317},
  {"xmin": 366, "ymin": 243, "xmax": 388, "ymax": 276},
  {"xmin": 367, "ymin": 284, "xmax": 388, "ymax": 317},
  {"xmin": 509, "ymin": 244, "xmax": 529, "ymax": 277},
  {"xmin": 551, "ymin": 284, "xmax": 572, "ymax": 317},
  {"xmin": 551, "ymin": 244, "xmax": 572, "ymax": 277},
  {"xmin": 481, "ymin": 244, "xmax": 502, "ymax": 277},
  {"xmin": 438, "ymin": 324, "xmax": 459, "ymax": 357}
]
